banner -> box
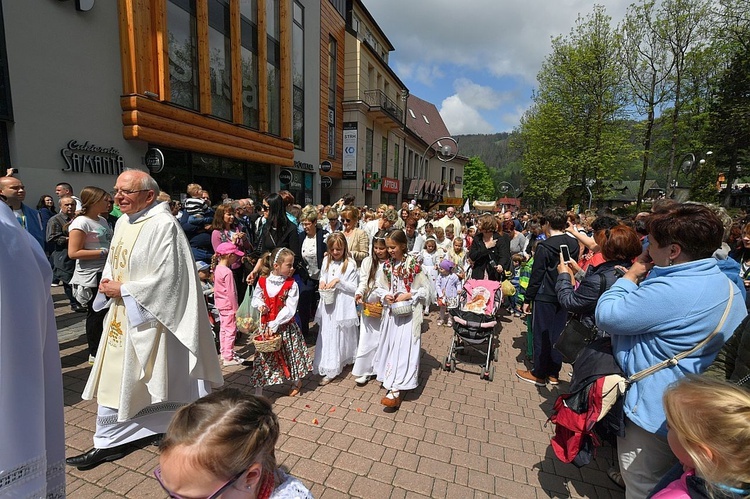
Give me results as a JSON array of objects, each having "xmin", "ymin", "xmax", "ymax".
[{"xmin": 343, "ymin": 123, "xmax": 357, "ymax": 180}]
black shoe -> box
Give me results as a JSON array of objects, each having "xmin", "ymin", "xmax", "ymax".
[
  {"xmin": 65, "ymin": 446, "xmax": 127, "ymax": 470},
  {"xmin": 71, "ymin": 304, "xmax": 87, "ymax": 313}
]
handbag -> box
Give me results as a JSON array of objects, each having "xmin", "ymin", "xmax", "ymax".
[
  {"xmin": 501, "ymin": 279, "xmax": 516, "ymax": 297},
  {"xmin": 554, "ymin": 274, "xmax": 607, "ymax": 364}
]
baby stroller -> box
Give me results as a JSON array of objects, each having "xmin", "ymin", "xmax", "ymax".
[{"xmin": 443, "ymin": 279, "xmax": 502, "ymax": 381}]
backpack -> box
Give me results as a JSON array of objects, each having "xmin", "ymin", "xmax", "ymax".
[{"xmin": 548, "ymin": 373, "xmax": 625, "ymax": 467}]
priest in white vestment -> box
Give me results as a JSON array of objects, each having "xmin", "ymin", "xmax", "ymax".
[
  {"xmin": 66, "ymin": 170, "xmax": 223, "ymax": 470},
  {"xmin": 0, "ymin": 197, "xmax": 66, "ymax": 497}
]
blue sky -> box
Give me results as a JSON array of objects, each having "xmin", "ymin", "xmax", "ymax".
[{"xmin": 365, "ymin": 0, "xmax": 634, "ymax": 135}]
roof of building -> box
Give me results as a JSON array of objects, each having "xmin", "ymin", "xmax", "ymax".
[
  {"xmin": 405, "ymin": 94, "xmax": 452, "ymax": 152},
  {"xmin": 603, "ymin": 179, "xmax": 663, "ymax": 201}
]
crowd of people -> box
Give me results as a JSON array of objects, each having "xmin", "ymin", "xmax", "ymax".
[{"xmin": 2, "ymin": 169, "xmax": 749, "ymax": 498}]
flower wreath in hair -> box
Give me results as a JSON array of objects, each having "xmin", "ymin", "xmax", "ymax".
[{"xmin": 383, "ymin": 254, "xmax": 421, "ymax": 293}]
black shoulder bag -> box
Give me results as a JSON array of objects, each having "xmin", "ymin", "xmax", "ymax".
[{"xmin": 554, "ymin": 273, "xmax": 607, "ymax": 364}]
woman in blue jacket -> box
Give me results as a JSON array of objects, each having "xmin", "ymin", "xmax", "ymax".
[{"xmin": 595, "ymin": 203, "xmax": 747, "ymax": 499}]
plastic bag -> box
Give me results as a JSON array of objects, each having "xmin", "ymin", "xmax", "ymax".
[{"xmin": 236, "ymin": 286, "xmax": 259, "ymax": 334}]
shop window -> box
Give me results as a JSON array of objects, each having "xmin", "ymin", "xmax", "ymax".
[
  {"xmin": 167, "ymin": 0, "xmax": 199, "ymax": 110},
  {"xmin": 240, "ymin": 0, "xmax": 259, "ymax": 129},
  {"xmin": 208, "ymin": 0, "xmax": 232, "ymax": 121},
  {"xmin": 292, "ymin": 1, "xmax": 304, "ymax": 149},
  {"xmin": 381, "ymin": 136, "xmax": 387, "ymax": 175}
]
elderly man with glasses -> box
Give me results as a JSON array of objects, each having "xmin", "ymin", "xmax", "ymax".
[{"xmin": 66, "ymin": 170, "xmax": 223, "ymax": 471}]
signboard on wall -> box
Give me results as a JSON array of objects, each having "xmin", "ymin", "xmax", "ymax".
[
  {"xmin": 343, "ymin": 122, "xmax": 357, "ymax": 180},
  {"xmin": 382, "ymin": 177, "xmax": 400, "ymax": 193}
]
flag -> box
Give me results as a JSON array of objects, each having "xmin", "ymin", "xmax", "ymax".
[{"xmin": 462, "ymin": 198, "xmax": 470, "ymax": 214}]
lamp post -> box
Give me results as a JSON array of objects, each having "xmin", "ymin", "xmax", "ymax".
[
  {"xmin": 414, "ymin": 136, "xmax": 458, "ymax": 207},
  {"xmin": 584, "ymin": 178, "xmax": 595, "ymax": 211},
  {"xmin": 671, "ymin": 153, "xmax": 696, "ymax": 198}
]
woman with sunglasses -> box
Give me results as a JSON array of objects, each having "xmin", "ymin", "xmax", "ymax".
[
  {"xmin": 156, "ymin": 388, "xmax": 312, "ymax": 499},
  {"xmin": 247, "ymin": 193, "xmax": 302, "ymax": 285},
  {"xmin": 340, "ymin": 206, "xmax": 369, "ymax": 266}
]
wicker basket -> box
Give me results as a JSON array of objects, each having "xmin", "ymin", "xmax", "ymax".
[
  {"xmin": 363, "ymin": 302, "xmax": 383, "ymax": 318},
  {"xmin": 253, "ymin": 333, "xmax": 282, "ymax": 353}
]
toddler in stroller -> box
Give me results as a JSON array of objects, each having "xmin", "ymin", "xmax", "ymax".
[{"xmin": 443, "ymin": 279, "xmax": 502, "ymax": 381}]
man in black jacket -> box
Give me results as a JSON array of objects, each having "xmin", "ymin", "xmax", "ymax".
[{"xmin": 517, "ymin": 207, "xmax": 579, "ymax": 386}]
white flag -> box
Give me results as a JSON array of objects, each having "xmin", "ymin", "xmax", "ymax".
[{"xmin": 463, "ymin": 198, "xmax": 470, "ymax": 214}]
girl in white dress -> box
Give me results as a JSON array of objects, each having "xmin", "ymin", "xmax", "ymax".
[
  {"xmin": 314, "ymin": 232, "xmax": 359, "ymax": 385},
  {"xmin": 374, "ymin": 230, "xmax": 435, "ymax": 409},
  {"xmin": 419, "ymin": 237, "xmax": 442, "ymax": 315},
  {"xmin": 352, "ymin": 233, "xmax": 389, "ymax": 385}
]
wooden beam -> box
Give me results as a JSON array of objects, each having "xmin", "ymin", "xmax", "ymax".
[
  {"xmin": 122, "ymin": 110, "xmax": 294, "ymax": 158},
  {"xmin": 118, "ymin": 0, "xmax": 137, "ymax": 95},
  {"xmin": 257, "ymin": 0, "xmax": 268, "ymax": 133},
  {"xmin": 121, "ymin": 95, "xmax": 293, "ymax": 149},
  {"xmin": 123, "ymin": 125, "xmax": 294, "ymax": 165},
  {"xmin": 153, "ymin": 0, "xmax": 168, "ymax": 99},
  {"xmin": 196, "ymin": 0, "xmax": 211, "ymax": 114}
]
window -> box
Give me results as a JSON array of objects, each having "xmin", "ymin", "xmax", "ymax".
[
  {"xmin": 441, "ymin": 166, "xmax": 446, "ymax": 185},
  {"xmin": 167, "ymin": 0, "xmax": 199, "ymax": 110},
  {"xmin": 381, "ymin": 136, "xmax": 387, "ymax": 175},
  {"xmin": 449, "ymin": 167, "xmax": 454, "ymax": 185},
  {"xmin": 365, "ymin": 128, "xmax": 373, "ymax": 175},
  {"xmin": 292, "ymin": 1, "xmax": 304, "ymax": 149},
  {"xmin": 266, "ymin": 0, "xmax": 281, "ymax": 135},
  {"xmin": 240, "ymin": 0, "xmax": 259, "ymax": 129},
  {"xmin": 207, "ymin": 0, "xmax": 232, "ymax": 120},
  {"xmin": 327, "ymin": 37, "xmax": 337, "ymax": 157},
  {"xmin": 394, "ymin": 144, "xmax": 399, "ymax": 179}
]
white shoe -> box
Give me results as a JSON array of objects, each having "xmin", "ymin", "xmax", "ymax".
[
  {"xmin": 446, "ymin": 320, "xmax": 453, "ymax": 327},
  {"xmin": 223, "ymin": 357, "xmax": 245, "ymax": 366},
  {"xmin": 319, "ymin": 376, "xmax": 334, "ymax": 386},
  {"xmin": 355, "ymin": 375, "xmax": 371, "ymax": 385},
  {"xmin": 88, "ymin": 355, "xmax": 95, "ymax": 365},
  {"xmin": 436, "ymin": 319, "xmax": 443, "ymax": 326}
]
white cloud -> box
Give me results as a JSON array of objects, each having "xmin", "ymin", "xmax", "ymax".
[
  {"xmin": 453, "ymin": 78, "xmax": 511, "ymax": 110},
  {"xmin": 440, "ymin": 95, "xmax": 495, "ymax": 135},
  {"xmin": 367, "ymin": 0, "xmax": 633, "ymax": 82}
]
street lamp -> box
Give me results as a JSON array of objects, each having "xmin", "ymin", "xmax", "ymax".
[
  {"xmin": 584, "ymin": 178, "xmax": 595, "ymax": 211},
  {"xmin": 414, "ymin": 136, "xmax": 458, "ymax": 206},
  {"xmin": 497, "ymin": 181, "xmax": 519, "ymax": 196}
]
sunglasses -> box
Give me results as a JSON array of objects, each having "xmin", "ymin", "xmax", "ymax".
[
  {"xmin": 154, "ymin": 466, "xmax": 245, "ymax": 499},
  {"xmin": 260, "ymin": 205, "xmax": 269, "ymax": 211},
  {"xmin": 342, "ymin": 218, "xmax": 352, "ymax": 223}
]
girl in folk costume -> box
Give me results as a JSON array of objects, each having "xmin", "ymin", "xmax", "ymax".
[
  {"xmin": 249, "ymin": 247, "xmax": 312, "ymax": 397},
  {"xmin": 374, "ymin": 229, "xmax": 435, "ymax": 409},
  {"xmin": 211, "ymin": 241, "xmax": 246, "ymax": 366},
  {"xmin": 314, "ymin": 232, "xmax": 359, "ymax": 385},
  {"xmin": 352, "ymin": 232, "xmax": 389, "ymax": 386}
]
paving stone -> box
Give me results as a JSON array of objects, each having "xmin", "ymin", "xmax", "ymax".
[{"xmin": 54, "ymin": 287, "xmax": 620, "ymax": 498}]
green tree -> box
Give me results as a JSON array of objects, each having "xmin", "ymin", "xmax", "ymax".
[
  {"xmin": 707, "ymin": 47, "xmax": 750, "ymax": 206},
  {"xmin": 519, "ymin": 6, "xmax": 631, "ymax": 209},
  {"xmin": 689, "ymin": 155, "xmax": 719, "ymax": 202},
  {"xmin": 618, "ymin": 0, "xmax": 674, "ymax": 210},
  {"xmin": 463, "ymin": 156, "xmax": 496, "ymax": 202}
]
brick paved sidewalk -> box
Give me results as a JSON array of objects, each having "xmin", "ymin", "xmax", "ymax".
[{"xmin": 53, "ymin": 287, "xmax": 625, "ymax": 498}]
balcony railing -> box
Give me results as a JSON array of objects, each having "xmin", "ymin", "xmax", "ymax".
[{"xmin": 363, "ymin": 90, "xmax": 403, "ymax": 125}]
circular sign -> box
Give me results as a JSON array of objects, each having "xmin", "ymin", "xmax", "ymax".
[
  {"xmin": 321, "ymin": 176, "xmax": 333, "ymax": 189},
  {"xmin": 279, "ymin": 169, "xmax": 293, "ymax": 184},
  {"xmin": 144, "ymin": 148, "xmax": 165, "ymax": 174},
  {"xmin": 320, "ymin": 160, "xmax": 332, "ymax": 173}
]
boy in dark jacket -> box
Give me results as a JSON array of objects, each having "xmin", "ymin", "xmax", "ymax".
[{"xmin": 517, "ymin": 207, "xmax": 579, "ymax": 386}]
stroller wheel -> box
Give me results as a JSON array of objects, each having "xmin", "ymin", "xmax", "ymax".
[
  {"xmin": 493, "ymin": 347, "xmax": 499, "ymax": 362},
  {"xmin": 443, "ymin": 356, "xmax": 451, "ymax": 372},
  {"xmin": 450, "ymin": 358, "xmax": 456, "ymax": 373},
  {"xmin": 488, "ymin": 365, "xmax": 495, "ymax": 382}
]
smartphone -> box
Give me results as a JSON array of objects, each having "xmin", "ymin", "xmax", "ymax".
[{"xmin": 560, "ymin": 244, "xmax": 571, "ymax": 263}]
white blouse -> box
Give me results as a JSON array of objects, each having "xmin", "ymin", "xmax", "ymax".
[{"xmin": 251, "ymin": 274, "xmax": 299, "ymax": 333}]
